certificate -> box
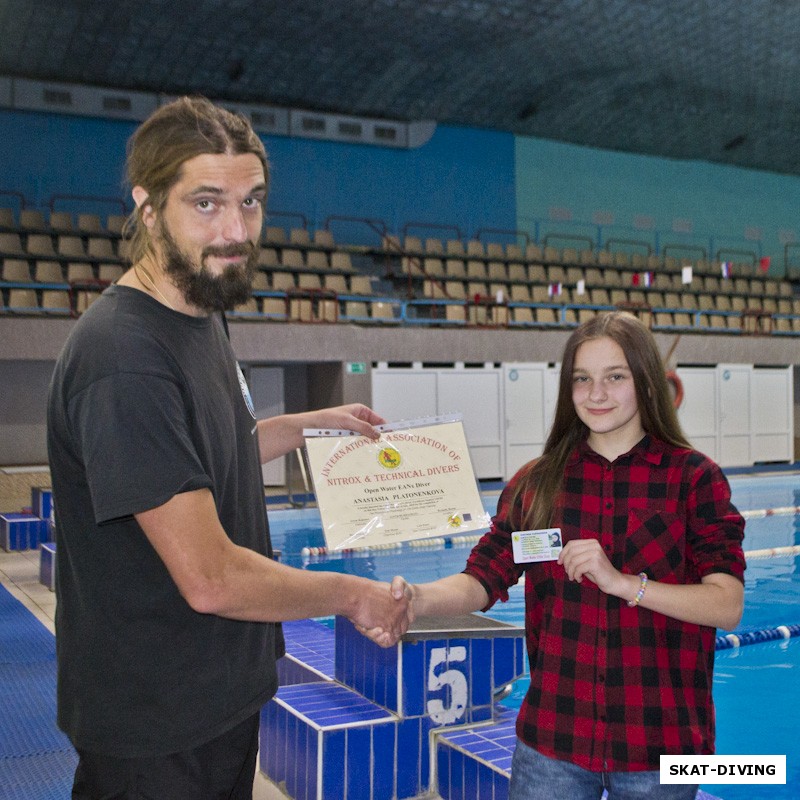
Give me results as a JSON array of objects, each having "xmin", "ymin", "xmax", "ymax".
[{"xmin": 304, "ymin": 416, "xmax": 491, "ymax": 550}]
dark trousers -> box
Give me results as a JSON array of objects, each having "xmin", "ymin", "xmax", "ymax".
[{"xmin": 71, "ymin": 713, "xmax": 260, "ymax": 800}]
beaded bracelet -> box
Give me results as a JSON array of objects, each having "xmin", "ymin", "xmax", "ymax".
[{"xmin": 627, "ymin": 572, "xmax": 649, "ymax": 607}]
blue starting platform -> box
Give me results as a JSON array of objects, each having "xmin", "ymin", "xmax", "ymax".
[{"xmin": 263, "ymin": 613, "xmax": 527, "ymax": 800}]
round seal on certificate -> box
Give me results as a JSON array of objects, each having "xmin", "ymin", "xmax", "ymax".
[{"xmin": 378, "ymin": 446, "xmax": 402, "ymax": 469}]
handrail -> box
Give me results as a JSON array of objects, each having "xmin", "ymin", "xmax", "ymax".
[
  {"xmin": 474, "ymin": 227, "xmax": 530, "ymax": 246},
  {"xmin": 402, "ymin": 221, "xmax": 463, "ymax": 241},
  {"xmin": 604, "ymin": 237, "xmax": 652, "ymax": 256},
  {"xmin": 716, "ymin": 248, "xmax": 757, "ymax": 266},
  {"xmin": 267, "ymin": 210, "xmax": 308, "ymax": 229},
  {"xmin": 0, "ymin": 189, "xmax": 26, "ymax": 213},
  {"xmin": 542, "ymin": 233, "xmax": 595, "ymax": 251},
  {"xmin": 323, "ymin": 215, "xmax": 388, "ymax": 248},
  {"xmin": 662, "ymin": 243, "xmax": 708, "ymax": 261},
  {"xmin": 48, "ymin": 193, "xmax": 127, "ymax": 214},
  {"xmin": 783, "ymin": 243, "xmax": 800, "ymax": 279}
]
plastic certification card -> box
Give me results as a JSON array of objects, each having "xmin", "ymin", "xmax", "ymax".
[
  {"xmin": 512, "ymin": 528, "xmax": 563, "ymax": 563},
  {"xmin": 304, "ymin": 415, "xmax": 490, "ymax": 550}
]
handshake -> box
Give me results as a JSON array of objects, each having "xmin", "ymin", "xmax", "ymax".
[
  {"xmin": 348, "ymin": 572, "xmax": 488, "ymax": 647},
  {"xmin": 351, "ymin": 575, "xmax": 417, "ymax": 648}
]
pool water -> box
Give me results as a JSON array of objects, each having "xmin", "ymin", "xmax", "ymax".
[{"xmin": 268, "ymin": 472, "xmax": 800, "ymax": 798}]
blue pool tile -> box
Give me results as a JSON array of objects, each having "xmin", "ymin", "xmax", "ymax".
[
  {"xmin": 322, "ymin": 729, "xmax": 345, "ymax": 800},
  {"xmin": 478, "ymin": 762, "xmax": 495, "ymax": 799},
  {"xmin": 463, "ymin": 752, "xmax": 478, "ymax": 799},
  {"xmin": 396, "ymin": 717, "xmax": 422, "ymax": 799},
  {"xmin": 371, "ymin": 722, "xmax": 397, "ymax": 799},
  {"xmin": 437, "ymin": 747, "xmax": 451, "ymax": 798},
  {"xmin": 345, "ymin": 726, "xmax": 371, "ymax": 800},
  {"xmin": 402, "ymin": 640, "xmax": 425, "ymax": 716},
  {"xmin": 470, "ymin": 637, "xmax": 492, "ymax": 708}
]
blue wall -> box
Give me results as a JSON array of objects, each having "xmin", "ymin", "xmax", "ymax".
[
  {"xmin": 0, "ymin": 109, "xmax": 517, "ymax": 247},
  {"xmin": 2, "ymin": 105, "xmax": 799, "ymax": 272},
  {"xmin": 515, "ymin": 136, "xmax": 800, "ymax": 270}
]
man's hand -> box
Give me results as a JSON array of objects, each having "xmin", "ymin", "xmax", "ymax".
[
  {"xmin": 353, "ymin": 576, "xmax": 416, "ymax": 647},
  {"xmin": 304, "ymin": 403, "xmax": 386, "ymax": 440}
]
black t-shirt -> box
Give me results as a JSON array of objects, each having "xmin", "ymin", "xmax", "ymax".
[{"xmin": 47, "ymin": 285, "xmax": 282, "ymax": 758}]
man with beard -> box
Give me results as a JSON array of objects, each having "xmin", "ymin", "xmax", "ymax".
[{"xmin": 46, "ymin": 97, "xmax": 411, "ymax": 800}]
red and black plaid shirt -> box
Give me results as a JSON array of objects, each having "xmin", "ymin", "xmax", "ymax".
[{"xmin": 464, "ymin": 435, "xmax": 746, "ymax": 772}]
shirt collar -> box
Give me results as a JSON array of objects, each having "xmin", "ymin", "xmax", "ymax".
[{"xmin": 568, "ymin": 433, "xmax": 664, "ymax": 467}]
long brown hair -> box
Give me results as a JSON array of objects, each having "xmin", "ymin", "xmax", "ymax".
[
  {"xmin": 123, "ymin": 96, "xmax": 269, "ymax": 264},
  {"xmin": 513, "ymin": 311, "xmax": 691, "ymax": 530}
]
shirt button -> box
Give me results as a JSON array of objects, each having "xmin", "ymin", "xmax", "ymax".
[
  {"xmin": 603, "ymin": 544, "xmax": 611, "ymax": 552},
  {"xmin": 605, "ymin": 501, "xmax": 612, "ymax": 509}
]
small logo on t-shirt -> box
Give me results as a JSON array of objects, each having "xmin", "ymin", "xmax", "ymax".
[{"xmin": 236, "ymin": 363, "xmax": 256, "ymax": 420}]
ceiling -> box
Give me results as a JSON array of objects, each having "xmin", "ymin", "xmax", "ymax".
[{"xmin": 3, "ymin": 0, "xmax": 800, "ymax": 175}]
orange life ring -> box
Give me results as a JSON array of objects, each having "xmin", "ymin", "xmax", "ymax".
[{"xmin": 665, "ymin": 370, "xmax": 684, "ymax": 409}]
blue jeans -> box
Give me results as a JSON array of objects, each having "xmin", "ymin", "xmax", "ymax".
[{"xmin": 509, "ymin": 739, "xmax": 698, "ymax": 800}]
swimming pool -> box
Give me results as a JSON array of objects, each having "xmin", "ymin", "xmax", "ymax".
[{"xmin": 268, "ymin": 472, "xmax": 800, "ymax": 799}]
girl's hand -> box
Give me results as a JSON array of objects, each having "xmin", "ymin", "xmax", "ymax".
[{"xmin": 557, "ymin": 538, "xmax": 631, "ymax": 597}]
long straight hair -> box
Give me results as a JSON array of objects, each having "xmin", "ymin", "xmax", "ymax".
[{"xmin": 511, "ymin": 311, "xmax": 692, "ymax": 530}]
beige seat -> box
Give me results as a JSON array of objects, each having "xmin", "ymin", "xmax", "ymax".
[
  {"xmin": 7, "ymin": 288, "xmax": 39, "ymax": 311},
  {"xmin": 509, "ymin": 284, "xmax": 531, "ymax": 303},
  {"xmin": 445, "ymin": 239, "xmax": 466, "ymax": 258},
  {"xmin": 67, "ymin": 262, "xmax": 95, "ymax": 282},
  {"xmin": 422, "ymin": 257, "xmax": 445, "ymax": 279},
  {"xmin": 507, "ymin": 263, "xmax": 527, "ymax": 283},
  {"xmin": 525, "ymin": 243, "xmax": 543, "ymax": 262},
  {"xmin": 344, "ymin": 301, "xmax": 369, "ymax": 320},
  {"xmin": 323, "ymin": 274, "xmax": 348, "ymax": 293},
  {"xmin": 401, "ymin": 256, "xmax": 424, "ymax": 277},
  {"xmin": 444, "ymin": 259, "xmax": 466, "ymax": 279},
  {"xmin": 297, "ymin": 273, "xmax": 322, "ymax": 290},
  {"xmin": 485, "ymin": 242, "xmax": 505, "ymax": 260},
  {"xmin": 271, "ymin": 272, "xmax": 296, "ymax": 291},
  {"xmin": 289, "ymin": 298, "xmax": 313, "ymax": 322},
  {"xmin": 654, "ymin": 312, "xmax": 674, "ymax": 327},
  {"xmin": 424, "ymin": 237, "xmax": 444, "ymax": 256},
  {"xmin": 263, "ymin": 226, "xmax": 286, "ymax": 245},
  {"xmin": 258, "ymin": 248, "xmax": 280, "ymax": 269},
  {"xmin": 19, "ymin": 209, "xmax": 46, "ymax": 229},
  {"xmin": 0, "ymin": 207, "xmax": 15, "ymax": 227},
  {"xmin": 251, "ymin": 272, "xmax": 269, "ymax": 291},
  {"xmin": 486, "ymin": 261, "xmax": 507, "ymax": 282},
  {"xmin": 49, "ymin": 211, "xmax": 74, "ymax": 231},
  {"xmin": 330, "ymin": 252, "xmax": 354, "ymax": 272},
  {"xmin": 87, "ymin": 237, "xmax": 116, "ymax": 260},
  {"xmin": 535, "ymin": 307, "xmax": 559, "ymax": 325},
  {"xmin": 465, "ymin": 240, "xmax": 485, "ymax": 258},
  {"xmin": 106, "ymin": 214, "xmax": 128, "ymax": 235},
  {"xmin": 511, "ymin": 306, "xmax": 534, "ymax": 324},
  {"xmin": 466, "ymin": 260, "xmax": 487, "ymax": 281},
  {"xmin": 505, "ymin": 244, "xmax": 524, "ymax": 261},
  {"xmin": 280, "ymin": 249, "xmax": 305, "ymax": 270},
  {"xmin": 349, "ymin": 275, "xmax": 373, "ymax": 295},
  {"xmin": 424, "ymin": 279, "xmax": 447, "ymax": 299},
  {"xmin": 528, "ymin": 264, "xmax": 547, "ymax": 283},
  {"xmin": 305, "ymin": 251, "xmax": 329, "ymax": 271},
  {"xmin": 231, "ymin": 297, "xmax": 260, "ymax": 315},
  {"xmin": 98, "ymin": 263, "xmax": 124, "ymax": 283},
  {"xmin": 444, "ymin": 281, "xmax": 466, "ymax": 300},
  {"xmin": 317, "ymin": 298, "xmax": 339, "ymax": 322},
  {"xmin": 313, "ymin": 229, "xmax": 335, "ymax": 249},
  {"xmin": 289, "ymin": 228, "xmax": 311, "ymax": 246},
  {"xmin": 0, "ymin": 232, "xmax": 25, "ymax": 255},
  {"xmin": 26, "ymin": 234, "xmax": 56, "ymax": 257},
  {"xmin": 34, "ymin": 260, "xmax": 64, "ymax": 282},
  {"xmin": 76, "ymin": 290, "xmax": 103, "ymax": 313},
  {"xmin": 403, "ymin": 235, "xmax": 423, "ymax": 253},
  {"xmin": 41, "ymin": 289, "xmax": 72, "ymax": 314},
  {"xmin": 261, "ymin": 298, "xmax": 287, "ymax": 320},
  {"xmin": 77, "ymin": 213, "xmax": 103, "ymax": 233},
  {"xmin": 2, "ymin": 259, "xmax": 32, "ymax": 281},
  {"xmin": 444, "ymin": 303, "xmax": 466, "ymax": 323},
  {"xmin": 371, "ymin": 301, "xmax": 397, "ymax": 322}
]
